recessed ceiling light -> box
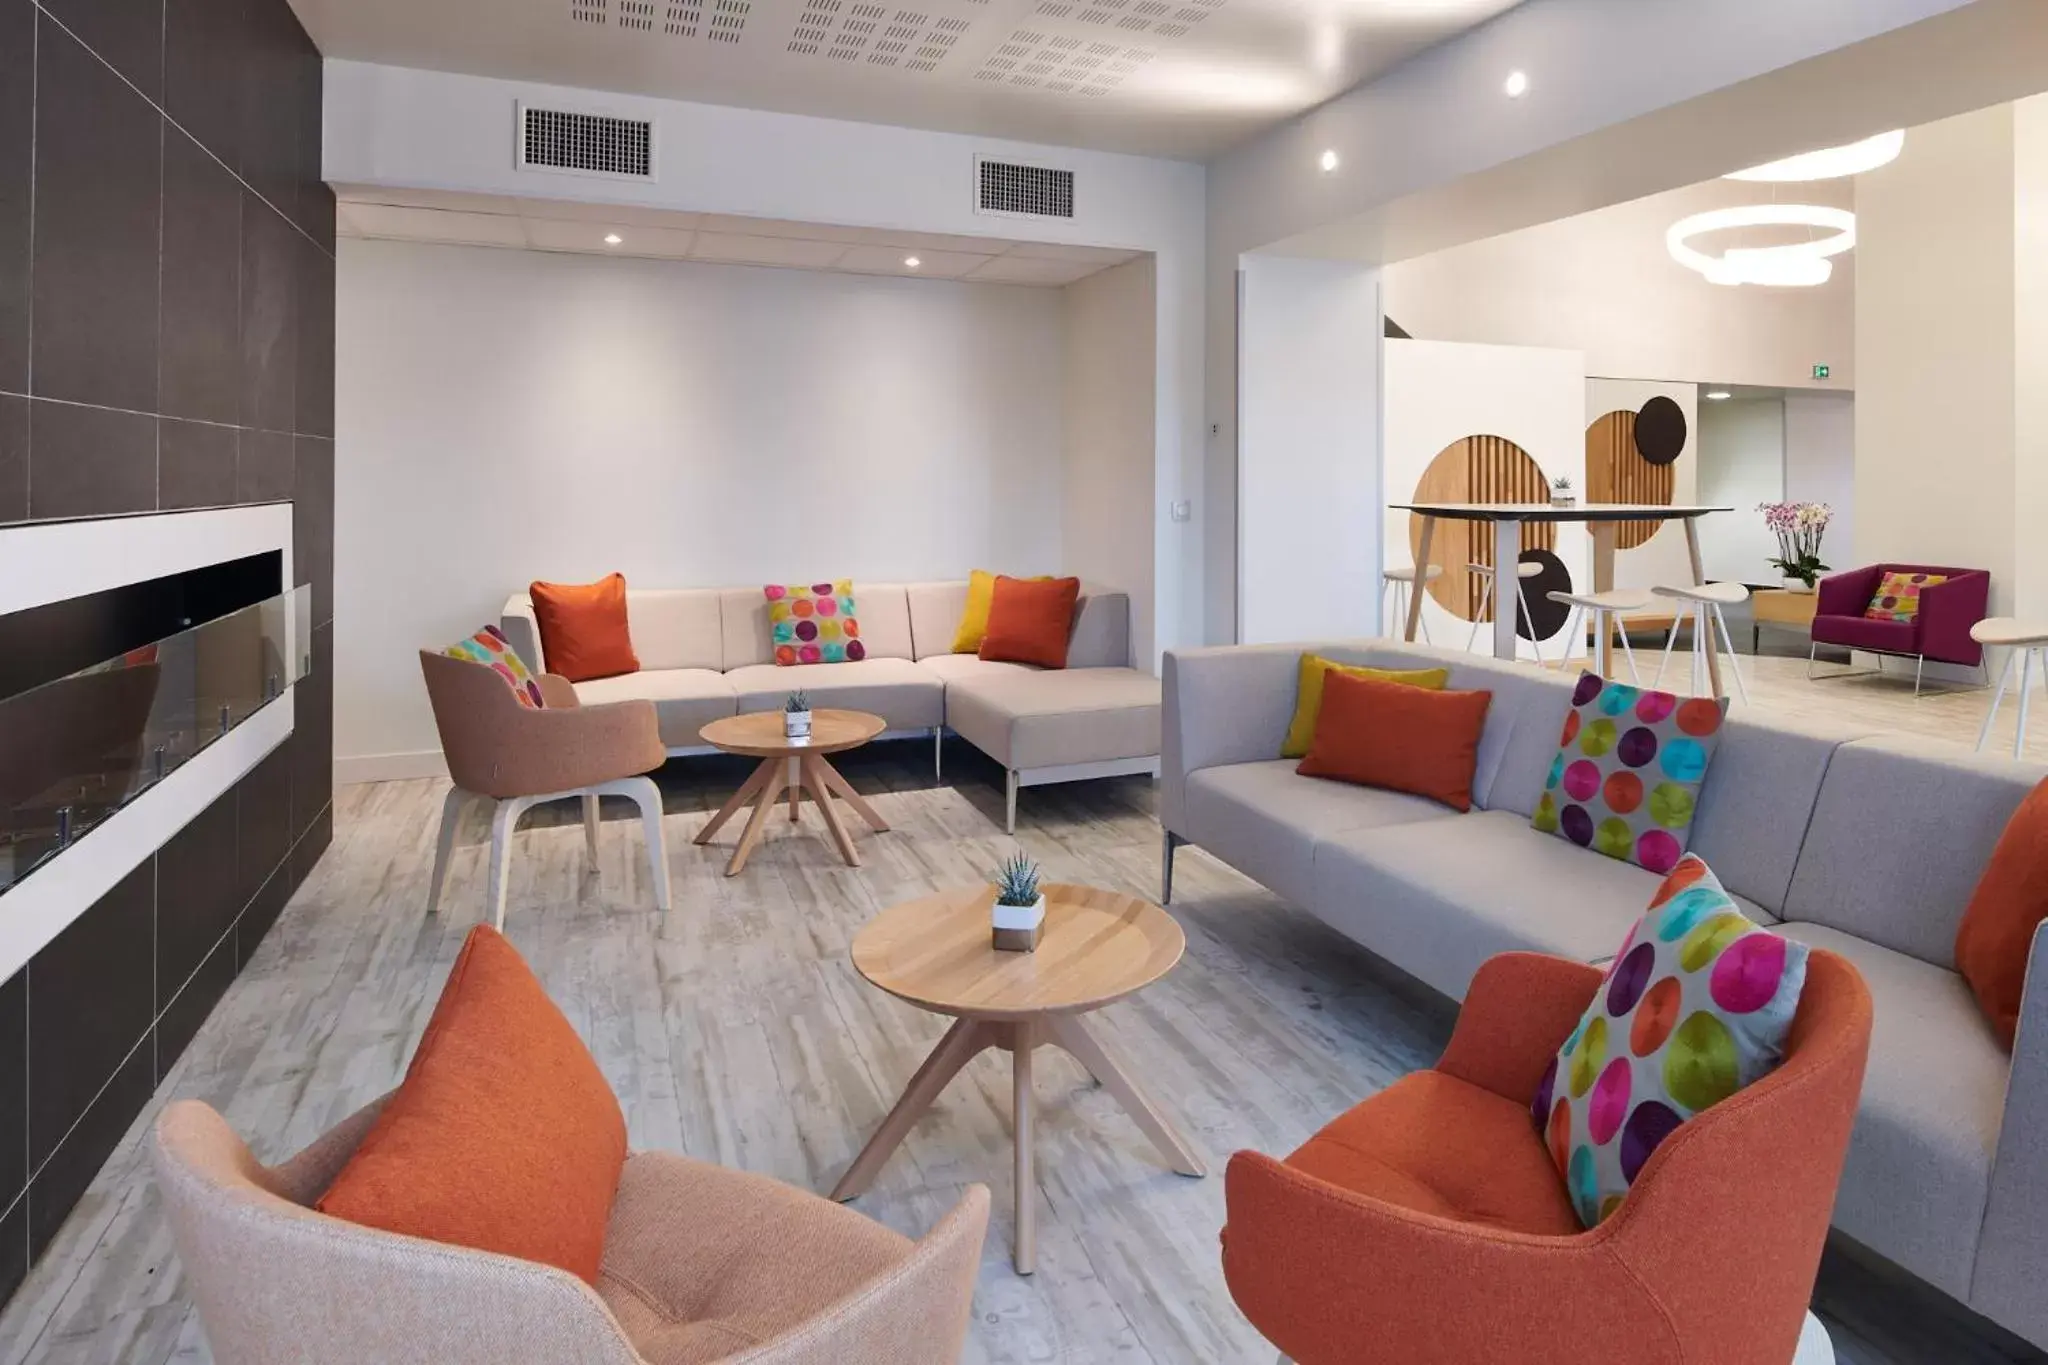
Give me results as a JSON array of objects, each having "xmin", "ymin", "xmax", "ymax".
[
  {"xmin": 1705, "ymin": 390, "xmax": 1733, "ymax": 401},
  {"xmin": 603, "ymin": 233, "xmax": 623, "ymax": 246},
  {"xmin": 904, "ymin": 256, "xmax": 922, "ymax": 269},
  {"xmin": 1318, "ymin": 149, "xmax": 1340, "ymax": 173},
  {"xmin": 1504, "ymin": 70, "xmax": 1529, "ymax": 98}
]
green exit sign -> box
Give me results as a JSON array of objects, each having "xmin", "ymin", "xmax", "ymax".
[{"xmin": 1813, "ymin": 364, "xmax": 1832, "ymax": 380}]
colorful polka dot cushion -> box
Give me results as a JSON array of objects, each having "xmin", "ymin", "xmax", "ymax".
[
  {"xmin": 444, "ymin": 624, "xmax": 546, "ymax": 709},
  {"xmin": 1865, "ymin": 570, "xmax": 1948, "ymax": 623},
  {"xmin": 1532, "ymin": 855, "xmax": 1809, "ymax": 1228},
  {"xmin": 765, "ymin": 581, "xmax": 865, "ymax": 666},
  {"xmin": 1532, "ymin": 672, "xmax": 1727, "ymax": 874}
]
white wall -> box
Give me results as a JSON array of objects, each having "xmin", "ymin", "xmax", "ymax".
[
  {"xmin": 1383, "ymin": 178, "xmax": 1855, "ymax": 391},
  {"xmin": 323, "ymin": 59, "xmax": 1206, "ymax": 661},
  {"xmin": 1784, "ymin": 392, "xmax": 1856, "ymax": 568},
  {"xmin": 1695, "ymin": 399, "xmax": 1785, "ymax": 583},
  {"xmin": 1062, "ymin": 257, "xmax": 1158, "ymax": 667},
  {"xmin": 1381, "ymin": 339, "xmax": 1586, "ymax": 660},
  {"xmin": 1857, "ymin": 105, "xmax": 2018, "ymax": 614},
  {"xmin": 335, "ymin": 238, "xmax": 1067, "ymax": 770},
  {"xmin": 1236, "ymin": 256, "xmax": 1382, "ymax": 644}
]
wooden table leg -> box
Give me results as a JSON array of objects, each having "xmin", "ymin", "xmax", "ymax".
[
  {"xmin": 696, "ymin": 758, "xmax": 777, "ymax": 845},
  {"xmin": 724, "ymin": 763, "xmax": 789, "ymax": 877},
  {"xmin": 815, "ymin": 758, "xmax": 891, "ymax": 832},
  {"xmin": 802, "ymin": 755, "xmax": 862, "ymax": 867},
  {"xmin": 1683, "ymin": 518, "xmax": 1727, "ymax": 698},
  {"xmin": 1013, "ymin": 1020, "xmax": 1037, "ymax": 1275},
  {"xmin": 1592, "ymin": 521, "xmax": 1618, "ymax": 678},
  {"xmin": 1493, "ymin": 517, "xmax": 1521, "ymax": 662},
  {"xmin": 1404, "ymin": 515, "xmax": 1435, "ymax": 642},
  {"xmin": 1046, "ymin": 1014, "xmax": 1206, "ymax": 1177},
  {"xmin": 832, "ymin": 1017, "xmax": 995, "ymax": 1201},
  {"xmin": 787, "ymin": 755, "xmax": 803, "ymax": 821}
]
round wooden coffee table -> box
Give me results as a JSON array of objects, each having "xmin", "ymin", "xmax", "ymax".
[
  {"xmin": 830, "ymin": 882, "xmax": 1203, "ymax": 1274},
  {"xmin": 694, "ymin": 709, "xmax": 889, "ymax": 877}
]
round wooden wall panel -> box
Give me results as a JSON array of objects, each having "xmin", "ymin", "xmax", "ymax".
[
  {"xmin": 1585, "ymin": 408, "xmax": 1678, "ymax": 551},
  {"xmin": 1409, "ymin": 435, "xmax": 1556, "ymax": 621}
]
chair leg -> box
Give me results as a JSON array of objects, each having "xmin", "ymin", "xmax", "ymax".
[
  {"xmin": 1005, "ymin": 770, "xmax": 1020, "ymax": 834},
  {"xmin": 487, "ymin": 797, "xmax": 531, "ymax": 933},
  {"xmin": 2018, "ymin": 649, "xmax": 2037, "ymax": 761},
  {"xmin": 625, "ymin": 775, "xmax": 672, "ymax": 913},
  {"xmin": 933, "ymin": 726, "xmax": 944, "ymax": 781},
  {"xmin": 1516, "ymin": 580, "xmax": 1547, "ymax": 667},
  {"xmin": 582, "ymin": 792, "xmax": 600, "ymax": 865},
  {"xmin": 1807, "ymin": 638, "xmax": 1820, "ymax": 681},
  {"xmin": 1979, "ymin": 650, "xmax": 2016, "ymax": 752},
  {"xmin": 426, "ymin": 786, "xmax": 465, "ymax": 916},
  {"xmin": 1713, "ymin": 605, "xmax": 1750, "ymax": 705},
  {"xmin": 1914, "ymin": 654, "xmax": 1926, "ymax": 698},
  {"xmin": 1615, "ymin": 617, "xmax": 1643, "ymax": 684},
  {"xmin": 1467, "ymin": 571, "xmax": 1493, "ymax": 653},
  {"xmin": 1162, "ymin": 831, "xmax": 1186, "ymax": 905},
  {"xmin": 1657, "ymin": 612, "xmax": 1683, "ymax": 689},
  {"xmin": 1558, "ymin": 604, "xmax": 1581, "ymax": 672}
]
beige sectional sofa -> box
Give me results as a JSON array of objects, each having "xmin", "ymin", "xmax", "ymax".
[
  {"xmin": 1162, "ymin": 638, "xmax": 2048, "ymax": 1349},
  {"xmin": 500, "ymin": 580, "xmax": 1159, "ymax": 831}
]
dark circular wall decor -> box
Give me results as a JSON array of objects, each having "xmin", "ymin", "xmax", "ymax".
[
  {"xmin": 1515, "ymin": 549, "xmax": 1575, "ymax": 642},
  {"xmin": 1633, "ymin": 395, "xmax": 1688, "ymax": 466},
  {"xmin": 1410, "ymin": 435, "xmax": 1557, "ymax": 621}
]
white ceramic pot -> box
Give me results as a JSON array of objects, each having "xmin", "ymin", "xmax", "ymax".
[
  {"xmin": 784, "ymin": 710, "xmax": 812, "ymax": 740},
  {"xmin": 1782, "ymin": 578, "xmax": 1816, "ymax": 594},
  {"xmin": 992, "ymin": 893, "xmax": 1046, "ymax": 933},
  {"xmin": 1550, "ymin": 494, "xmax": 1577, "ymax": 508}
]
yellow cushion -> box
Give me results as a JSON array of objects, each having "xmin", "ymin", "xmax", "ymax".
[
  {"xmin": 1281, "ymin": 655, "xmax": 1451, "ymax": 759},
  {"xmin": 952, "ymin": 569, "xmax": 1051, "ymax": 654}
]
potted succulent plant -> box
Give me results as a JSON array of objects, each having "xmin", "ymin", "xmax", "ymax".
[
  {"xmin": 783, "ymin": 689, "xmax": 812, "ymax": 741},
  {"xmin": 1550, "ymin": 476, "xmax": 1577, "ymax": 508},
  {"xmin": 991, "ymin": 852, "xmax": 1045, "ymax": 953}
]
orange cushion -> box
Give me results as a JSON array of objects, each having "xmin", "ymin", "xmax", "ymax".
[
  {"xmin": 1295, "ymin": 670, "xmax": 1492, "ymax": 812},
  {"xmin": 529, "ymin": 573, "xmax": 638, "ymax": 683},
  {"xmin": 979, "ymin": 575, "xmax": 1081, "ymax": 669},
  {"xmin": 316, "ymin": 926, "xmax": 628, "ymax": 1284},
  {"xmin": 1956, "ymin": 776, "xmax": 2048, "ymax": 1048},
  {"xmin": 1286, "ymin": 1071, "xmax": 1580, "ymax": 1236}
]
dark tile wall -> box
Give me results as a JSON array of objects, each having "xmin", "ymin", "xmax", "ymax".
[{"xmin": 0, "ymin": 0, "xmax": 334, "ymax": 1309}]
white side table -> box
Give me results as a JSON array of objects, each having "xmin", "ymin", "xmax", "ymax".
[{"xmin": 1972, "ymin": 618, "xmax": 2048, "ymax": 758}]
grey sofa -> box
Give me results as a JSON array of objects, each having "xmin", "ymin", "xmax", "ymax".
[
  {"xmin": 1161, "ymin": 638, "xmax": 2048, "ymax": 1349},
  {"xmin": 500, "ymin": 580, "xmax": 1160, "ymax": 831}
]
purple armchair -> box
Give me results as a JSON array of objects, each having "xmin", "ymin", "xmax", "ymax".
[{"xmin": 1811, "ymin": 564, "xmax": 1990, "ymax": 688}]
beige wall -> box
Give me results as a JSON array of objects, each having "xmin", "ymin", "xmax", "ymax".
[
  {"xmin": 1383, "ymin": 178, "xmax": 1855, "ymax": 391},
  {"xmin": 1855, "ymin": 105, "xmax": 2019, "ymax": 616},
  {"xmin": 2016, "ymin": 98, "xmax": 2048, "ymax": 620},
  {"xmin": 1062, "ymin": 257, "xmax": 1159, "ymax": 667}
]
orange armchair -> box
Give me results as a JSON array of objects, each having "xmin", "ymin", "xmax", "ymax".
[{"xmin": 1222, "ymin": 950, "xmax": 1872, "ymax": 1365}]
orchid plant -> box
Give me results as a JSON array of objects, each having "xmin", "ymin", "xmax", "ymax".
[{"xmin": 1759, "ymin": 501, "xmax": 1833, "ymax": 588}]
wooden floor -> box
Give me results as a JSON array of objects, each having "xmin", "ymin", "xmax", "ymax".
[{"xmin": 0, "ymin": 679, "xmax": 2041, "ymax": 1363}]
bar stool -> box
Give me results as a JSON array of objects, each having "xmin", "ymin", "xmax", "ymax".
[
  {"xmin": 1654, "ymin": 582, "xmax": 1752, "ymax": 703},
  {"xmin": 1468, "ymin": 560, "xmax": 1550, "ymax": 664},
  {"xmin": 1972, "ymin": 618, "xmax": 2048, "ymax": 758},
  {"xmin": 1382, "ymin": 564, "xmax": 1444, "ymax": 642},
  {"xmin": 1549, "ymin": 588, "xmax": 1656, "ymax": 682}
]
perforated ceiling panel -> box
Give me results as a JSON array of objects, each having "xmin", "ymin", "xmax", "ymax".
[
  {"xmin": 788, "ymin": 0, "xmax": 973, "ymax": 70},
  {"xmin": 1033, "ymin": 0, "xmax": 1220, "ymax": 40},
  {"xmin": 976, "ymin": 29, "xmax": 1150, "ymax": 93},
  {"xmin": 569, "ymin": 0, "xmax": 750, "ymax": 41}
]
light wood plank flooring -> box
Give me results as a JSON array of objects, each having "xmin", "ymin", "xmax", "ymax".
[{"xmin": 0, "ymin": 732, "xmax": 2039, "ymax": 1364}]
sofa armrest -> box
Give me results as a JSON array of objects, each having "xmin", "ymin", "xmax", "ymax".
[
  {"xmin": 1160, "ymin": 645, "xmax": 1311, "ymax": 834},
  {"xmin": 537, "ymin": 673, "xmax": 581, "ymax": 710},
  {"xmin": 1067, "ymin": 589, "xmax": 1131, "ymax": 670},
  {"xmin": 1816, "ymin": 567, "xmax": 1882, "ymax": 620},
  {"xmin": 1971, "ymin": 921, "xmax": 2048, "ymax": 1342},
  {"xmin": 1917, "ymin": 572, "xmax": 1990, "ymax": 667},
  {"xmin": 500, "ymin": 594, "xmax": 542, "ymax": 674},
  {"xmin": 1220, "ymin": 1151, "xmax": 1678, "ymax": 1365},
  {"xmin": 1436, "ymin": 953, "xmax": 1603, "ymax": 1104}
]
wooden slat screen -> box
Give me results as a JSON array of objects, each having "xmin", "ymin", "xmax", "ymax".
[
  {"xmin": 1408, "ymin": 435, "xmax": 1554, "ymax": 621},
  {"xmin": 1585, "ymin": 410, "xmax": 1674, "ymax": 550}
]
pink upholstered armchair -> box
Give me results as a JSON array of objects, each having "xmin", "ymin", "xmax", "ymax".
[{"xmin": 1810, "ymin": 564, "xmax": 1990, "ymax": 692}]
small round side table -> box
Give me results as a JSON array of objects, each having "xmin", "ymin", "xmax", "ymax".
[
  {"xmin": 695, "ymin": 709, "xmax": 889, "ymax": 876},
  {"xmin": 831, "ymin": 882, "xmax": 1203, "ymax": 1274}
]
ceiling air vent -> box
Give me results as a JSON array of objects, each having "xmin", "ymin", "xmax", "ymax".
[
  {"xmin": 518, "ymin": 102, "xmax": 656, "ymax": 181},
  {"xmin": 976, "ymin": 157, "xmax": 1075, "ymax": 219}
]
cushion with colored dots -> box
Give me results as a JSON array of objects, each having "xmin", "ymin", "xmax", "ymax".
[
  {"xmin": 443, "ymin": 624, "xmax": 546, "ymax": 709},
  {"xmin": 1864, "ymin": 570, "xmax": 1948, "ymax": 623},
  {"xmin": 1531, "ymin": 855, "xmax": 1809, "ymax": 1228},
  {"xmin": 1532, "ymin": 672, "xmax": 1727, "ymax": 873},
  {"xmin": 765, "ymin": 580, "xmax": 865, "ymax": 666}
]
